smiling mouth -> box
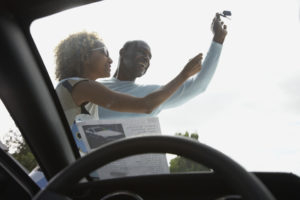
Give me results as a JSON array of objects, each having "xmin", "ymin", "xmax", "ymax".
[
  {"xmin": 137, "ymin": 62, "xmax": 147, "ymax": 68},
  {"xmin": 136, "ymin": 56, "xmax": 148, "ymax": 66}
]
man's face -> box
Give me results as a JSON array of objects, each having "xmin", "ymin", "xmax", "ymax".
[{"xmin": 121, "ymin": 41, "xmax": 152, "ymax": 78}]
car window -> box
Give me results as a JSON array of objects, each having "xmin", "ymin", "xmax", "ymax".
[
  {"xmin": 0, "ymin": 100, "xmax": 46, "ymax": 186},
  {"xmin": 27, "ymin": 0, "xmax": 300, "ymax": 179}
]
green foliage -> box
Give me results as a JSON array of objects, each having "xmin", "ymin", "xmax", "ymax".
[
  {"xmin": 169, "ymin": 156, "xmax": 208, "ymax": 173},
  {"xmin": 175, "ymin": 131, "xmax": 199, "ymax": 140},
  {"xmin": 2, "ymin": 129, "xmax": 37, "ymax": 172},
  {"xmin": 169, "ymin": 131, "xmax": 209, "ymax": 172}
]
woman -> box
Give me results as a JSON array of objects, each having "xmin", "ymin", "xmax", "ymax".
[{"xmin": 55, "ymin": 32, "xmax": 203, "ymax": 126}]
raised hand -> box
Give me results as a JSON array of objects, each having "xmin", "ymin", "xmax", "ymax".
[{"xmin": 211, "ymin": 13, "xmax": 228, "ymax": 44}]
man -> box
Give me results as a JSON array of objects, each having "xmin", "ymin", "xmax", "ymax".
[{"xmin": 99, "ymin": 13, "xmax": 228, "ymax": 119}]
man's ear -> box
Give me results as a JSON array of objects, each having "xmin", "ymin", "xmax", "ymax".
[{"xmin": 119, "ymin": 48, "xmax": 124, "ymax": 56}]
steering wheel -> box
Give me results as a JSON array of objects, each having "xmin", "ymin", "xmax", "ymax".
[{"xmin": 34, "ymin": 135, "xmax": 276, "ymax": 200}]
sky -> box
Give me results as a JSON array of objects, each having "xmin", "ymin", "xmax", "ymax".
[{"xmin": 1, "ymin": 0, "xmax": 300, "ymax": 175}]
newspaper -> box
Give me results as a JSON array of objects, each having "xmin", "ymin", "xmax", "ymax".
[{"xmin": 73, "ymin": 117, "xmax": 169, "ymax": 179}]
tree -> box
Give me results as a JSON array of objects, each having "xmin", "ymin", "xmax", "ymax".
[
  {"xmin": 2, "ymin": 129, "xmax": 37, "ymax": 172},
  {"xmin": 169, "ymin": 131, "xmax": 209, "ymax": 172}
]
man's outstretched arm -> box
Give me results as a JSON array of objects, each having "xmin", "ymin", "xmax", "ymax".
[{"xmin": 159, "ymin": 13, "xmax": 228, "ymax": 109}]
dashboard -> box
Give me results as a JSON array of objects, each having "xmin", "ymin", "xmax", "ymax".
[{"xmin": 66, "ymin": 172, "xmax": 300, "ymax": 200}]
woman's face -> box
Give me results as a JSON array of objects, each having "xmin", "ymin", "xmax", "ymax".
[{"xmin": 86, "ymin": 45, "xmax": 113, "ymax": 80}]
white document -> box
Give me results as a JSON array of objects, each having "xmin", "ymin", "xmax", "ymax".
[{"xmin": 75, "ymin": 117, "xmax": 169, "ymax": 179}]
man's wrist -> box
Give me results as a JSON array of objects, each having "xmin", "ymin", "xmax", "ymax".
[{"xmin": 213, "ymin": 34, "xmax": 226, "ymax": 44}]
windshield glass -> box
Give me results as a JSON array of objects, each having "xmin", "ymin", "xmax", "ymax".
[{"xmin": 29, "ymin": 0, "xmax": 300, "ymax": 176}]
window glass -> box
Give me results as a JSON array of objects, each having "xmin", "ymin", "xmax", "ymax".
[
  {"xmin": 0, "ymin": 100, "xmax": 45, "ymax": 187},
  {"xmin": 30, "ymin": 0, "xmax": 300, "ymax": 177}
]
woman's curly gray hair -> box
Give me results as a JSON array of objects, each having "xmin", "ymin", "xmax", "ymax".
[{"xmin": 54, "ymin": 31, "xmax": 104, "ymax": 81}]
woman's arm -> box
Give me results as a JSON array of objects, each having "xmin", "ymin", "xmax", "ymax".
[{"xmin": 72, "ymin": 53, "xmax": 203, "ymax": 114}]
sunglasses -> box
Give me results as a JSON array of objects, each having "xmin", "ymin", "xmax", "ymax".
[{"xmin": 90, "ymin": 46, "xmax": 109, "ymax": 57}]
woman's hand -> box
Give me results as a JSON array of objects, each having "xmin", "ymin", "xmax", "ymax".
[{"xmin": 181, "ymin": 53, "xmax": 203, "ymax": 78}]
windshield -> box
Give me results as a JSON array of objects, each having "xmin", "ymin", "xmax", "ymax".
[{"xmin": 27, "ymin": 0, "xmax": 300, "ymax": 176}]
